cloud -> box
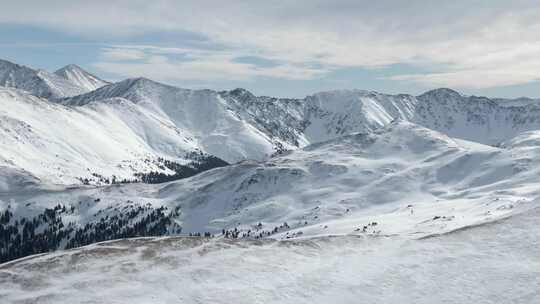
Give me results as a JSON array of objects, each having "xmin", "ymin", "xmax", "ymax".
[
  {"xmin": 93, "ymin": 45, "xmax": 328, "ymax": 82},
  {"xmin": 3, "ymin": 1, "xmax": 540, "ymax": 88},
  {"xmin": 101, "ymin": 48, "xmax": 146, "ymax": 61},
  {"xmin": 390, "ymin": 70, "xmax": 540, "ymax": 89}
]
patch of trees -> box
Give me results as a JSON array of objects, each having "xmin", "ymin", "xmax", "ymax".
[
  {"xmin": 188, "ymin": 232, "xmax": 214, "ymax": 237},
  {"xmin": 66, "ymin": 205, "xmax": 181, "ymax": 249},
  {"xmin": 76, "ymin": 153, "xmax": 229, "ymax": 186},
  {"xmin": 0, "ymin": 204, "xmax": 69, "ymax": 263},
  {"xmin": 77, "ymin": 173, "xmax": 137, "ymax": 186},
  {"xmin": 135, "ymin": 155, "xmax": 228, "ymax": 184},
  {"xmin": 0, "ymin": 203, "xmax": 182, "ymax": 264},
  {"xmin": 222, "ymin": 222, "xmax": 291, "ymax": 239}
]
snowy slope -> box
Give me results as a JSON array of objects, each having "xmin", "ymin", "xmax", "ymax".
[
  {"xmin": 3, "ymin": 121, "xmax": 538, "ymax": 250},
  {"xmin": 0, "ymin": 59, "xmax": 88, "ymax": 98},
  {"xmin": 2, "ymin": 56, "xmax": 540, "ymax": 178},
  {"xmin": 220, "ymin": 89, "xmax": 418, "ymax": 148},
  {"xmin": 58, "ymin": 79, "xmax": 540, "ymax": 162},
  {"xmin": 1, "ymin": 121, "xmax": 539, "ymax": 302},
  {"xmin": 0, "ymin": 87, "xmax": 225, "ymax": 186},
  {"xmin": 61, "ymin": 78, "xmax": 287, "ymax": 162},
  {"xmin": 220, "ymin": 87, "xmax": 540, "ymax": 148},
  {"xmin": 119, "ymin": 121, "xmax": 539, "ymax": 238},
  {"xmin": 3, "ymin": 63, "xmax": 540, "ymax": 191},
  {"xmin": 413, "ymin": 88, "xmax": 540, "ymax": 145},
  {"xmin": 2, "ymin": 206, "xmax": 539, "ymax": 304},
  {"xmin": 54, "ymin": 64, "xmax": 109, "ymax": 91},
  {"xmin": 226, "ymin": 87, "xmax": 540, "ymax": 147},
  {"xmin": 1, "ymin": 57, "xmax": 539, "ymax": 300}
]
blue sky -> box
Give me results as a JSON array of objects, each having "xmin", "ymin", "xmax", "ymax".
[{"xmin": 1, "ymin": 0, "xmax": 540, "ymax": 98}]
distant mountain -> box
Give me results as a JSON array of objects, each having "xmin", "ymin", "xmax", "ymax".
[
  {"xmin": 414, "ymin": 88, "xmax": 540, "ymax": 145},
  {"xmin": 229, "ymin": 87, "xmax": 540, "ymax": 146},
  {"xmin": 0, "ymin": 59, "xmax": 88, "ymax": 98},
  {"xmin": 54, "ymin": 64, "xmax": 109, "ymax": 92},
  {"xmin": 2, "ymin": 60, "xmax": 540, "ymax": 187}
]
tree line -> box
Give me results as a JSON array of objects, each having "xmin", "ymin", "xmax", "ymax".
[{"xmin": 0, "ymin": 203, "xmax": 182, "ymax": 263}]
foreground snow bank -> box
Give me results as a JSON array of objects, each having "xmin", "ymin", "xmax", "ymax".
[{"xmin": 1, "ymin": 207, "xmax": 539, "ymax": 304}]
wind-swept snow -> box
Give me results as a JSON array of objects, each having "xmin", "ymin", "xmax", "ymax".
[{"xmin": 1, "ymin": 206, "xmax": 538, "ymax": 304}]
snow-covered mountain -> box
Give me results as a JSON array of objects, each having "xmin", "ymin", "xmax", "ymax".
[
  {"xmin": 2, "ymin": 120, "xmax": 538, "ymax": 263},
  {"xmin": 60, "ymin": 80, "xmax": 540, "ymax": 157},
  {"xmin": 0, "ymin": 87, "xmax": 226, "ymax": 187},
  {"xmin": 54, "ymin": 64, "xmax": 109, "ymax": 91},
  {"xmin": 413, "ymin": 88, "xmax": 540, "ymax": 145},
  {"xmin": 1, "ymin": 57, "xmax": 540, "ymax": 272},
  {"xmin": 3, "ymin": 62, "xmax": 540, "ymax": 188},
  {"xmin": 0, "ymin": 59, "xmax": 90, "ymax": 98},
  {"xmin": 228, "ymin": 87, "xmax": 540, "ymax": 147}
]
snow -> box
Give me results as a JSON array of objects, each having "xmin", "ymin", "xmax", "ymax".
[
  {"xmin": 3, "ymin": 120, "xmax": 538, "ymax": 242},
  {"xmin": 1, "ymin": 207, "xmax": 538, "ymax": 304},
  {"xmin": 1, "ymin": 57, "xmax": 540, "ymax": 303},
  {"xmin": 0, "ymin": 88, "xmax": 205, "ymax": 185},
  {"xmin": 60, "ymin": 78, "xmax": 281, "ymax": 163},
  {"xmin": 3, "ymin": 67, "xmax": 540, "ymax": 186}
]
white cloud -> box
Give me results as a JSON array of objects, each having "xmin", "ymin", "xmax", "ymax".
[
  {"xmin": 3, "ymin": 1, "xmax": 540, "ymax": 88},
  {"xmin": 93, "ymin": 46, "xmax": 328, "ymax": 82},
  {"xmin": 390, "ymin": 69, "xmax": 540, "ymax": 89}
]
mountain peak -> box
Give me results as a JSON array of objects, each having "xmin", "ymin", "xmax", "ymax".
[
  {"xmin": 114, "ymin": 77, "xmax": 170, "ymax": 93},
  {"xmin": 0, "ymin": 58, "xmax": 88, "ymax": 98},
  {"xmin": 56, "ymin": 64, "xmax": 83, "ymax": 71},
  {"xmin": 418, "ymin": 88, "xmax": 462, "ymax": 99},
  {"xmin": 227, "ymin": 88, "xmax": 256, "ymax": 100},
  {"xmin": 0, "ymin": 58, "xmax": 21, "ymax": 68},
  {"xmin": 54, "ymin": 64, "xmax": 109, "ymax": 92},
  {"xmin": 124, "ymin": 77, "xmax": 154, "ymax": 85},
  {"xmin": 58, "ymin": 76, "xmax": 182, "ymax": 106},
  {"xmin": 0, "ymin": 58, "xmax": 33, "ymax": 76}
]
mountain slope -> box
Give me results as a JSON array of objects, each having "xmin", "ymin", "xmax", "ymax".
[
  {"xmin": 230, "ymin": 87, "xmax": 540, "ymax": 147},
  {"xmin": 413, "ymin": 88, "xmax": 540, "ymax": 145},
  {"xmin": 0, "ymin": 87, "xmax": 227, "ymax": 187},
  {"xmin": 0, "ymin": 59, "xmax": 88, "ymax": 98},
  {"xmin": 2, "ymin": 206, "xmax": 539, "ymax": 303},
  {"xmin": 54, "ymin": 64, "xmax": 109, "ymax": 91},
  {"xmin": 60, "ymin": 78, "xmax": 291, "ymax": 162},
  {"xmin": 5, "ymin": 72, "xmax": 540, "ymax": 187},
  {"xmin": 2, "ymin": 120, "xmax": 537, "ymax": 263}
]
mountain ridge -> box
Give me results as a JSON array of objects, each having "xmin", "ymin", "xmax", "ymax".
[
  {"xmin": 2, "ymin": 57, "xmax": 540, "ymax": 187},
  {"xmin": 0, "ymin": 59, "xmax": 89, "ymax": 98}
]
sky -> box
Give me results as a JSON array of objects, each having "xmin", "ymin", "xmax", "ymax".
[{"xmin": 1, "ymin": 0, "xmax": 540, "ymax": 98}]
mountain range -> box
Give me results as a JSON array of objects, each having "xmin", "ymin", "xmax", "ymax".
[
  {"xmin": 0, "ymin": 57, "xmax": 539, "ymax": 271},
  {"xmin": 2, "ymin": 59, "xmax": 540, "ymax": 190}
]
